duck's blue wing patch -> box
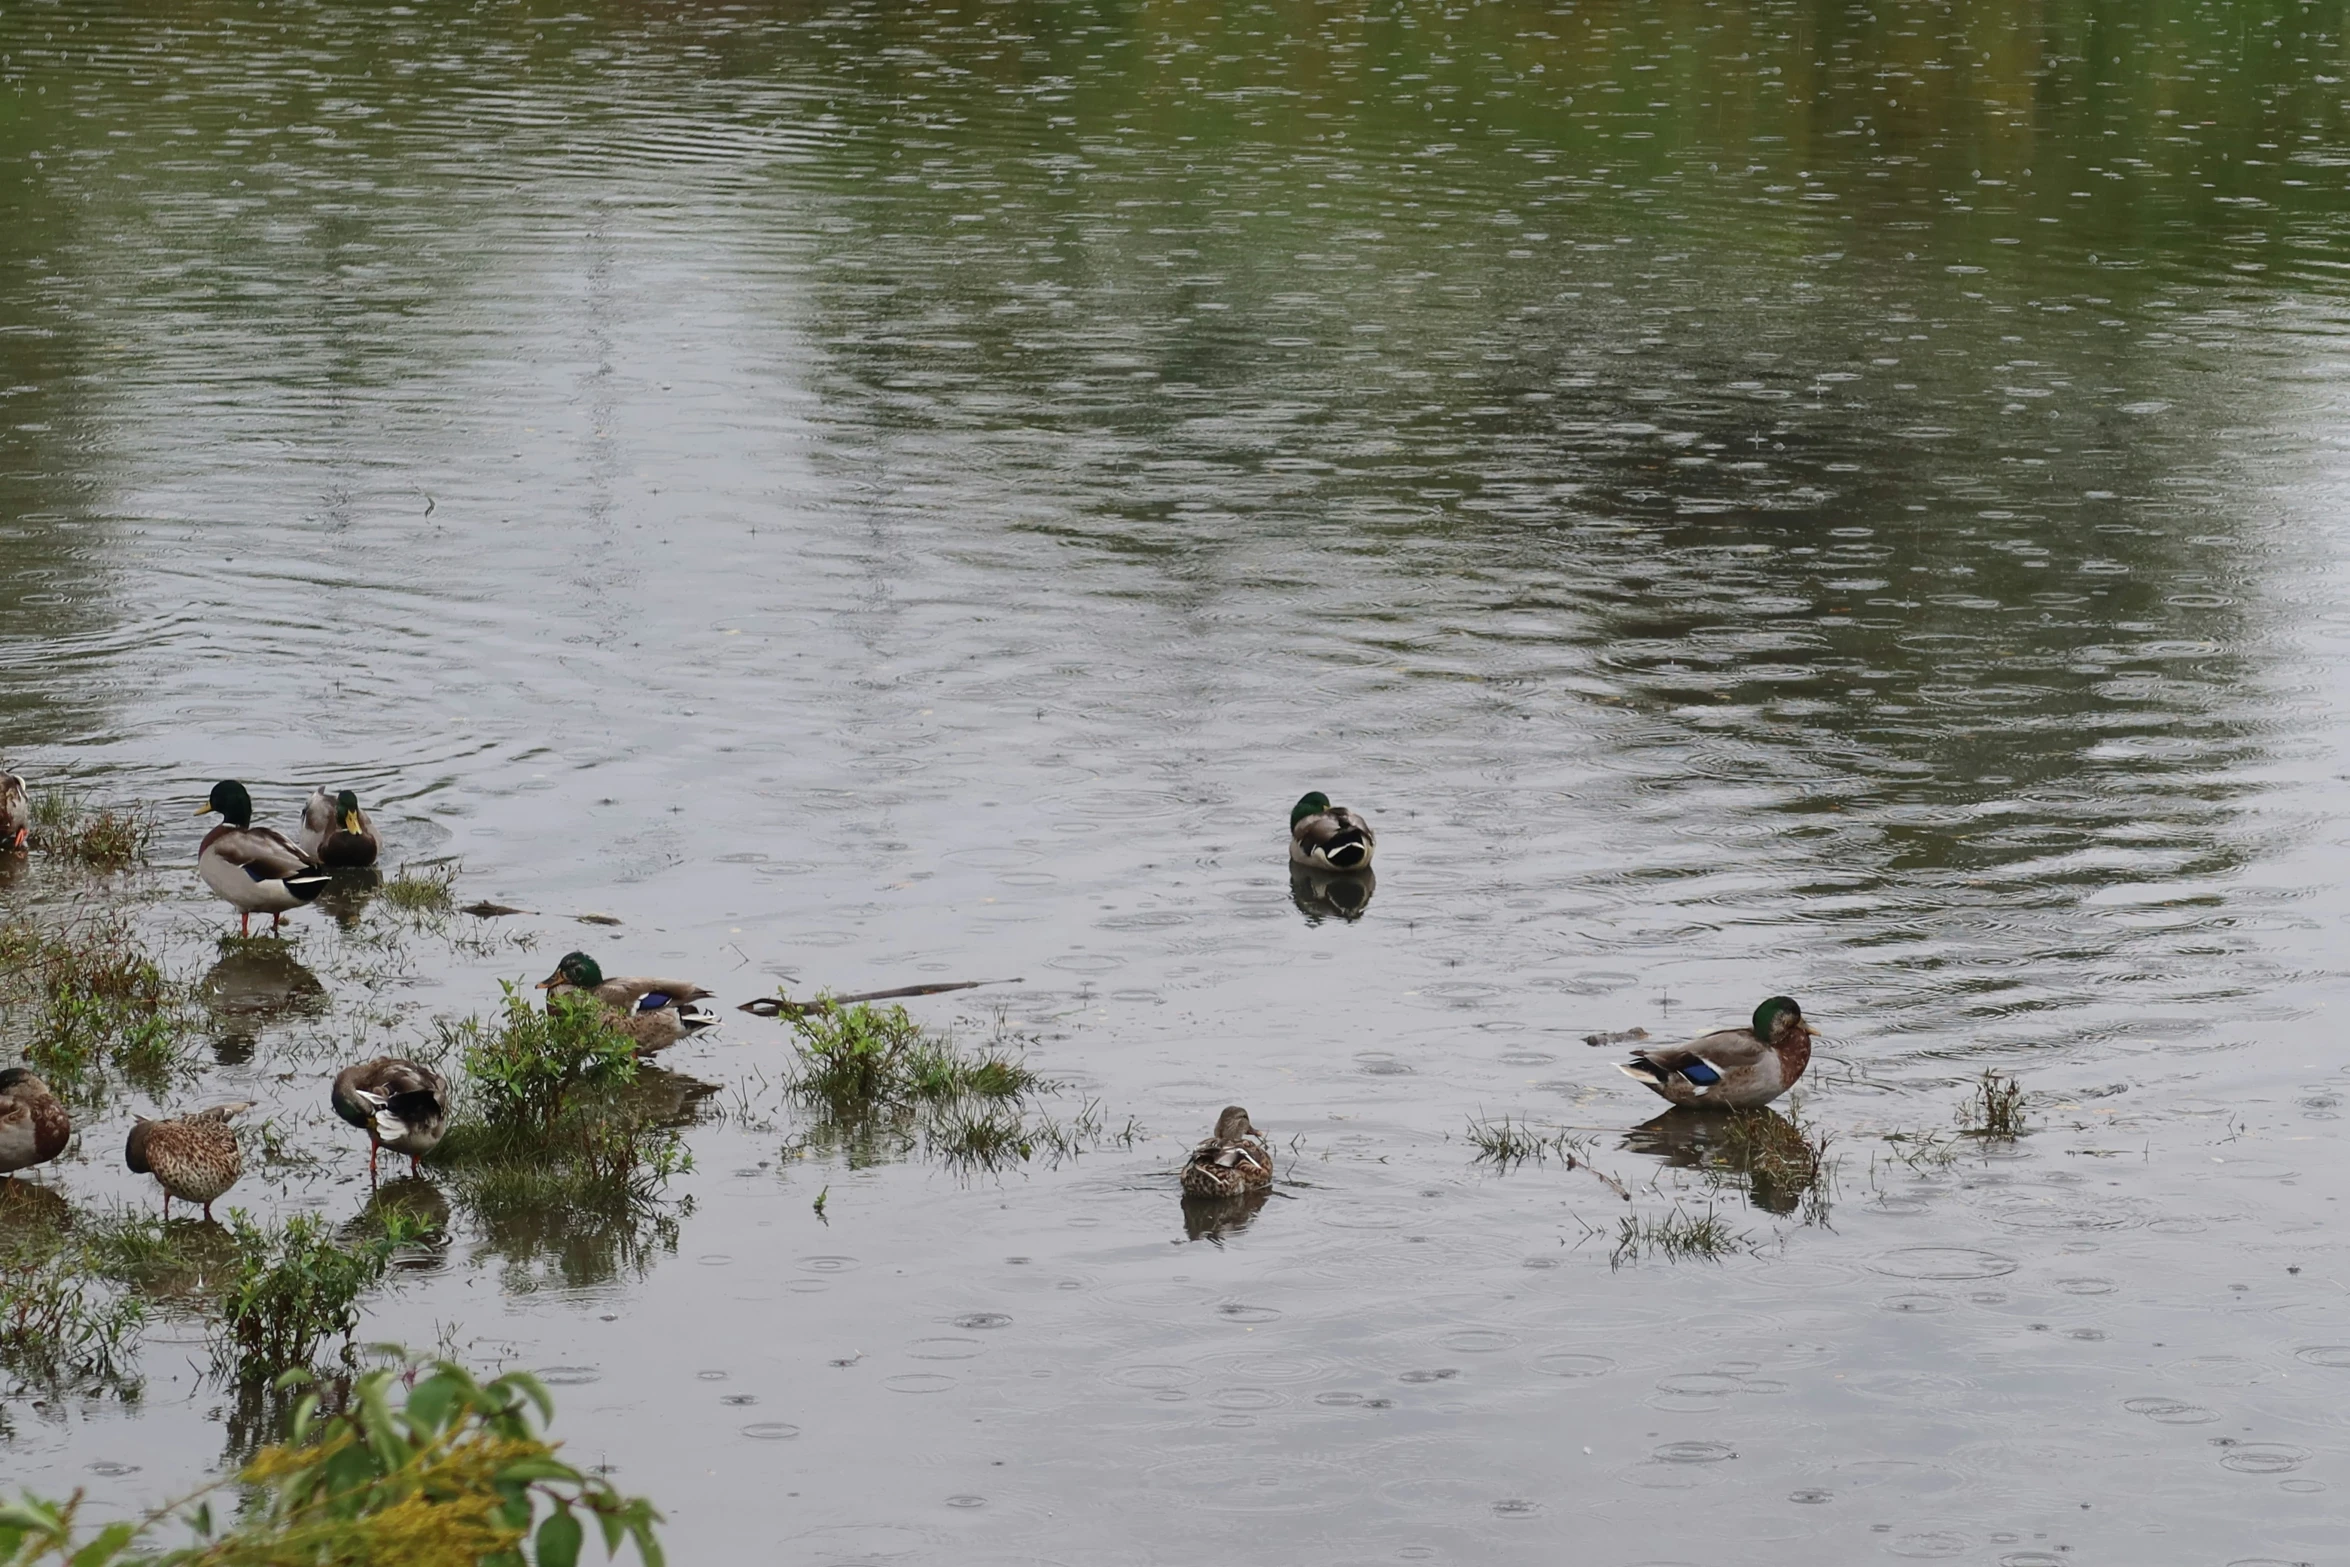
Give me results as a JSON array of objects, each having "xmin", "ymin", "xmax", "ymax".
[
  {"xmin": 1677, "ymin": 1059, "xmax": 1723, "ymax": 1086},
  {"xmin": 634, "ymin": 992, "xmax": 673, "ymax": 1014}
]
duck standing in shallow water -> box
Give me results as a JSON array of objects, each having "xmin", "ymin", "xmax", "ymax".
[
  {"xmin": 537, "ymin": 951, "xmax": 719, "ymax": 1054},
  {"xmin": 0, "ymin": 771, "xmax": 28, "ymax": 852},
  {"xmin": 299, "ymin": 787, "xmax": 381, "ymax": 868},
  {"xmin": 1616, "ymin": 996, "xmax": 1818, "ymax": 1111},
  {"xmin": 196, "ymin": 781, "xmax": 331, "ymax": 935},
  {"xmin": 1181, "ymin": 1105, "xmax": 1274, "ymax": 1197},
  {"xmin": 126, "ymin": 1102, "xmax": 251, "ymax": 1220},
  {"xmin": 0, "ymin": 1069, "xmax": 70, "ymax": 1178},
  {"xmin": 1289, "ymin": 792, "xmax": 1374, "ymax": 872},
  {"xmin": 331, "ymin": 1057, "xmax": 448, "ymax": 1181}
]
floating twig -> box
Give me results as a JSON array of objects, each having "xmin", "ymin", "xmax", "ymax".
[{"xmin": 738, "ymin": 978, "xmax": 1025, "ymax": 1018}]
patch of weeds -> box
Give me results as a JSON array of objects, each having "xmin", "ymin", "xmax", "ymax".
[
  {"xmin": 787, "ymin": 1002, "xmax": 1039, "ymax": 1111},
  {"xmin": 1466, "ymin": 1114, "xmax": 1586, "ymax": 1171},
  {"xmin": 1960, "ymin": 1069, "xmax": 2027, "ymax": 1138},
  {"xmin": 0, "ymin": 1229, "xmax": 145, "ymax": 1393},
  {"xmin": 1608, "ymin": 1205, "xmax": 1746, "ymax": 1268},
  {"xmin": 0, "ymin": 1353, "xmax": 664, "ymax": 1567},
  {"xmin": 1878, "ymin": 1128, "xmax": 1962, "ymax": 1172},
  {"xmin": 215, "ymin": 1212, "xmax": 426, "ymax": 1382},
  {"xmin": 440, "ymin": 985, "xmax": 638, "ymax": 1134},
  {"xmin": 1713, "ymin": 1110, "xmax": 1836, "ymax": 1226},
  {"xmin": 379, "ymin": 860, "xmax": 458, "ymax": 917},
  {"xmin": 29, "ymin": 791, "xmax": 151, "ymax": 869},
  {"xmin": 0, "ymin": 914, "xmax": 197, "ymax": 1097}
]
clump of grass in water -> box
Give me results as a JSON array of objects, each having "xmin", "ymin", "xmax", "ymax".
[
  {"xmin": 1609, "ymin": 1205, "xmax": 1746, "ymax": 1268},
  {"xmin": 1960, "ymin": 1068, "xmax": 2027, "ymax": 1138},
  {"xmin": 1714, "ymin": 1109, "xmax": 1837, "ymax": 1227},
  {"xmin": 28, "ymin": 790, "xmax": 151, "ymax": 869},
  {"xmin": 1465, "ymin": 1114, "xmax": 1585, "ymax": 1171},
  {"xmin": 379, "ymin": 859, "xmax": 458, "ymax": 916},
  {"xmin": 0, "ymin": 914, "xmax": 197, "ymax": 1095},
  {"xmin": 439, "ymin": 984, "xmax": 639, "ymax": 1135},
  {"xmin": 788, "ymin": 1002, "xmax": 1039, "ymax": 1113},
  {"xmin": 214, "ymin": 1211, "xmax": 428, "ymax": 1381},
  {"xmin": 0, "ymin": 1219, "xmax": 146, "ymax": 1392},
  {"xmin": 0, "ymin": 1353, "xmax": 664, "ymax": 1567}
]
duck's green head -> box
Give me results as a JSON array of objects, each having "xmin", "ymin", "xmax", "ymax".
[
  {"xmin": 198, "ymin": 780, "xmax": 253, "ymax": 828},
  {"xmin": 1753, "ymin": 995, "xmax": 1813, "ymax": 1042},
  {"xmin": 335, "ymin": 789, "xmax": 363, "ymax": 833},
  {"xmin": 538, "ymin": 951, "xmax": 603, "ymax": 991},
  {"xmin": 1290, "ymin": 791, "xmax": 1332, "ymax": 827}
]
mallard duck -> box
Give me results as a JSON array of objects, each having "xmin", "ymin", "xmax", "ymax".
[
  {"xmin": 0, "ymin": 1068, "xmax": 70, "ymax": 1177},
  {"xmin": 1289, "ymin": 792, "xmax": 1374, "ymax": 871},
  {"xmin": 125, "ymin": 1102, "xmax": 251, "ymax": 1219},
  {"xmin": 196, "ymin": 781, "xmax": 331, "ymax": 935},
  {"xmin": 331, "ymin": 1057, "xmax": 448, "ymax": 1181},
  {"xmin": 537, "ymin": 950, "xmax": 718, "ymax": 1054},
  {"xmin": 0, "ymin": 772, "xmax": 27, "ymax": 852},
  {"xmin": 299, "ymin": 787, "xmax": 381, "ymax": 868},
  {"xmin": 1617, "ymin": 996, "xmax": 1818, "ymax": 1111},
  {"xmin": 1180, "ymin": 1105, "xmax": 1274, "ymax": 1197}
]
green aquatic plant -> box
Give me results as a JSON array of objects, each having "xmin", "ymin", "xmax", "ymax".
[
  {"xmin": 1713, "ymin": 1109, "xmax": 1837, "ymax": 1227},
  {"xmin": 443, "ymin": 985, "xmax": 639, "ymax": 1135},
  {"xmin": 1960, "ymin": 1069, "xmax": 2028, "ymax": 1139},
  {"xmin": 215, "ymin": 1212, "xmax": 427, "ymax": 1382},
  {"xmin": 27, "ymin": 792, "xmax": 151, "ymax": 870},
  {"xmin": 379, "ymin": 861, "xmax": 459, "ymax": 917},
  {"xmin": 0, "ymin": 1227, "xmax": 145, "ymax": 1391},
  {"xmin": 1465, "ymin": 1114, "xmax": 1586, "ymax": 1171},
  {"xmin": 0, "ymin": 1355, "xmax": 663, "ymax": 1566},
  {"xmin": 1608, "ymin": 1205, "xmax": 1746, "ymax": 1268},
  {"xmin": 786, "ymin": 1001, "xmax": 1038, "ymax": 1112},
  {"xmin": 0, "ymin": 915, "xmax": 196, "ymax": 1095}
]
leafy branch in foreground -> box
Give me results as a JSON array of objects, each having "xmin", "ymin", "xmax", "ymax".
[{"xmin": 0, "ymin": 1355, "xmax": 662, "ymax": 1567}]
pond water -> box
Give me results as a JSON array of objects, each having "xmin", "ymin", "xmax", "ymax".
[{"xmin": 5, "ymin": 0, "xmax": 2350, "ymax": 1560}]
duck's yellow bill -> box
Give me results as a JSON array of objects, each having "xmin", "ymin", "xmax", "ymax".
[{"xmin": 192, "ymin": 802, "xmax": 215, "ymax": 816}]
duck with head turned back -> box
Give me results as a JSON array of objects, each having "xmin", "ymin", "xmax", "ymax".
[
  {"xmin": 0, "ymin": 771, "xmax": 27, "ymax": 853},
  {"xmin": 126, "ymin": 1102, "xmax": 251, "ymax": 1220},
  {"xmin": 0, "ymin": 1069, "xmax": 70, "ymax": 1178},
  {"xmin": 1180, "ymin": 1105, "xmax": 1274, "ymax": 1197},
  {"xmin": 1289, "ymin": 792, "xmax": 1374, "ymax": 872},
  {"xmin": 537, "ymin": 951, "xmax": 719, "ymax": 1055},
  {"xmin": 332, "ymin": 1057, "xmax": 448, "ymax": 1181},
  {"xmin": 1617, "ymin": 996, "xmax": 1819, "ymax": 1111},
  {"xmin": 196, "ymin": 781, "xmax": 330, "ymax": 935},
  {"xmin": 300, "ymin": 787, "xmax": 381, "ymax": 868}
]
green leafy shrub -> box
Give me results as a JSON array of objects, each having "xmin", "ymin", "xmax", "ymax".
[
  {"xmin": 788, "ymin": 1002, "xmax": 1037, "ymax": 1112},
  {"xmin": 216, "ymin": 1213, "xmax": 424, "ymax": 1380},
  {"xmin": 0, "ymin": 1355, "xmax": 663, "ymax": 1566},
  {"xmin": 444, "ymin": 985, "xmax": 638, "ymax": 1134}
]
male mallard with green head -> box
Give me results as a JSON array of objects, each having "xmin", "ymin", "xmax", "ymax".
[
  {"xmin": 0, "ymin": 1068, "xmax": 70, "ymax": 1177},
  {"xmin": 331, "ymin": 1057, "xmax": 448, "ymax": 1181},
  {"xmin": 1180, "ymin": 1105, "xmax": 1274, "ymax": 1197},
  {"xmin": 0, "ymin": 771, "xmax": 28, "ymax": 852},
  {"xmin": 196, "ymin": 781, "xmax": 331, "ymax": 935},
  {"xmin": 1616, "ymin": 996, "xmax": 1819, "ymax": 1111},
  {"xmin": 125, "ymin": 1102, "xmax": 251, "ymax": 1220},
  {"xmin": 1289, "ymin": 792, "xmax": 1374, "ymax": 872},
  {"xmin": 300, "ymin": 787, "xmax": 381, "ymax": 868},
  {"xmin": 537, "ymin": 951, "xmax": 719, "ymax": 1054}
]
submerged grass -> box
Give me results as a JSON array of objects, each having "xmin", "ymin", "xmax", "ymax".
[
  {"xmin": 1608, "ymin": 1205, "xmax": 1747, "ymax": 1268},
  {"xmin": 0, "ymin": 1216, "xmax": 146, "ymax": 1392},
  {"xmin": 1465, "ymin": 1114, "xmax": 1587, "ymax": 1171},
  {"xmin": 29, "ymin": 791, "xmax": 151, "ymax": 870},
  {"xmin": 378, "ymin": 861, "xmax": 458, "ymax": 916},
  {"xmin": 1960, "ymin": 1069, "xmax": 2028, "ymax": 1138},
  {"xmin": 215, "ymin": 1212, "xmax": 427, "ymax": 1381},
  {"xmin": 0, "ymin": 914, "xmax": 198, "ymax": 1096},
  {"xmin": 1713, "ymin": 1109, "xmax": 1837, "ymax": 1227}
]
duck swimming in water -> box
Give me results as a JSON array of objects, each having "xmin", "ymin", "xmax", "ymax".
[
  {"xmin": 300, "ymin": 787, "xmax": 381, "ymax": 868},
  {"xmin": 1180, "ymin": 1105, "xmax": 1274, "ymax": 1197},
  {"xmin": 1289, "ymin": 792, "xmax": 1375, "ymax": 872}
]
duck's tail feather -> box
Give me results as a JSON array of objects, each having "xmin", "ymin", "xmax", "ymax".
[
  {"xmin": 282, "ymin": 868, "xmax": 333, "ymax": 902},
  {"xmin": 678, "ymin": 1002, "xmax": 720, "ymax": 1034}
]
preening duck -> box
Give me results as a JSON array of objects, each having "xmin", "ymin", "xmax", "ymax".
[
  {"xmin": 1617, "ymin": 996, "xmax": 1818, "ymax": 1111},
  {"xmin": 1180, "ymin": 1105, "xmax": 1274, "ymax": 1197},
  {"xmin": 537, "ymin": 950, "xmax": 719, "ymax": 1054},
  {"xmin": 126, "ymin": 1102, "xmax": 251, "ymax": 1220},
  {"xmin": 1289, "ymin": 792, "xmax": 1375, "ymax": 872},
  {"xmin": 332, "ymin": 1057, "xmax": 448, "ymax": 1180},
  {"xmin": 196, "ymin": 781, "xmax": 330, "ymax": 935},
  {"xmin": 300, "ymin": 787, "xmax": 381, "ymax": 868}
]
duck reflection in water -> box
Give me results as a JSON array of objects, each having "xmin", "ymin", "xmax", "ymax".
[
  {"xmin": 1621, "ymin": 1107, "xmax": 1829, "ymax": 1219},
  {"xmin": 1180, "ymin": 1188, "xmax": 1270, "ymax": 1245},
  {"xmin": 310, "ymin": 865, "xmax": 382, "ymax": 930},
  {"xmin": 201, "ymin": 943, "xmax": 327, "ymax": 1065},
  {"xmin": 1290, "ymin": 864, "xmax": 1375, "ymax": 923}
]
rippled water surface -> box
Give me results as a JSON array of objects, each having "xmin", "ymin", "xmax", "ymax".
[{"xmin": 7, "ymin": 0, "xmax": 2350, "ymax": 1560}]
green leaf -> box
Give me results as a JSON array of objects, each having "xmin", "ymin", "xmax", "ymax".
[{"xmin": 535, "ymin": 1505, "xmax": 583, "ymax": 1567}]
